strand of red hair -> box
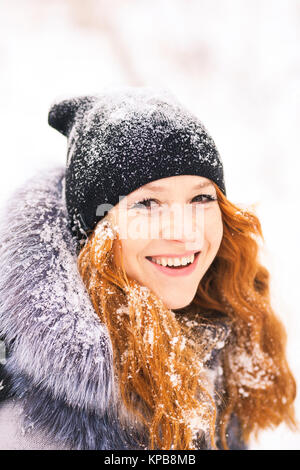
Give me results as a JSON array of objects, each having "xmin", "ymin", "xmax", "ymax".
[{"xmin": 193, "ymin": 185, "xmax": 297, "ymax": 448}]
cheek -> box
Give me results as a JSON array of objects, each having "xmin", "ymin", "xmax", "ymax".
[
  {"xmin": 116, "ymin": 239, "xmax": 146, "ymax": 274},
  {"xmin": 204, "ymin": 209, "xmax": 223, "ymax": 247}
]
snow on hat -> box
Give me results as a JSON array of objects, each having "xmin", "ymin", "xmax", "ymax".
[{"xmin": 48, "ymin": 86, "xmax": 226, "ymax": 243}]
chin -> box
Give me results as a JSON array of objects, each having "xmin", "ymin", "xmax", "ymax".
[{"xmin": 163, "ymin": 296, "xmax": 194, "ymax": 311}]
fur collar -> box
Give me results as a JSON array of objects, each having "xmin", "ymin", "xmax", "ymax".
[{"xmin": 0, "ymin": 166, "xmax": 231, "ymax": 449}]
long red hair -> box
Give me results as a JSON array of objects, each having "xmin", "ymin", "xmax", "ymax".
[{"xmin": 77, "ymin": 184, "xmax": 297, "ymax": 449}]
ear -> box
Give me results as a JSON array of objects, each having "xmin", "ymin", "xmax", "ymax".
[{"xmin": 48, "ymin": 95, "xmax": 96, "ymax": 137}]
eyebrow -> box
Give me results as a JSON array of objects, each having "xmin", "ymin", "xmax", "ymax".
[{"xmin": 139, "ymin": 181, "xmax": 215, "ymax": 192}]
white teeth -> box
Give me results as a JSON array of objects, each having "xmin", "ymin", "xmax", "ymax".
[{"xmin": 149, "ymin": 254, "xmax": 195, "ymax": 267}]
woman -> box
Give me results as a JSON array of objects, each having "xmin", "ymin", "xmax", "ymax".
[{"xmin": 0, "ymin": 87, "xmax": 296, "ymax": 450}]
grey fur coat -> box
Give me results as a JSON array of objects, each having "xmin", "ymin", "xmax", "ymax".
[{"xmin": 0, "ymin": 167, "xmax": 247, "ymax": 450}]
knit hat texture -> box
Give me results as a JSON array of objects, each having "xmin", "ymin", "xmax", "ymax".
[{"xmin": 48, "ymin": 86, "xmax": 226, "ymax": 243}]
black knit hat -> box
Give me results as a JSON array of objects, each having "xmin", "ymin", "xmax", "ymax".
[{"xmin": 48, "ymin": 87, "xmax": 226, "ymax": 244}]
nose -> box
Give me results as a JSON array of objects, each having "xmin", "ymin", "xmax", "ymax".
[{"xmin": 159, "ymin": 203, "xmax": 204, "ymax": 250}]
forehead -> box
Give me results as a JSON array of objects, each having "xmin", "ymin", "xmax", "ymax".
[{"xmin": 133, "ymin": 175, "xmax": 214, "ymax": 193}]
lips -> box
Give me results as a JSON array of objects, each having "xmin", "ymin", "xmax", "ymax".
[{"xmin": 145, "ymin": 251, "xmax": 201, "ymax": 277}]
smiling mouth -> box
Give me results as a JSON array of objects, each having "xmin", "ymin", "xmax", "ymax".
[{"xmin": 145, "ymin": 251, "xmax": 201, "ymax": 269}]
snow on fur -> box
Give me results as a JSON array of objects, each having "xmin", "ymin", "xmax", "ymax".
[{"xmin": 0, "ymin": 166, "xmax": 116, "ymax": 414}]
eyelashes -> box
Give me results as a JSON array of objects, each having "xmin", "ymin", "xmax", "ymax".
[
  {"xmin": 191, "ymin": 194, "xmax": 218, "ymax": 204},
  {"xmin": 130, "ymin": 194, "xmax": 217, "ymax": 210}
]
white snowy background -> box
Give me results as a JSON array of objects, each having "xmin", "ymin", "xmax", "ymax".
[{"xmin": 0, "ymin": 0, "xmax": 299, "ymax": 449}]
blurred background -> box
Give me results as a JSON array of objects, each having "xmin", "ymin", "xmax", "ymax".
[{"xmin": 0, "ymin": 0, "xmax": 299, "ymax": 449}]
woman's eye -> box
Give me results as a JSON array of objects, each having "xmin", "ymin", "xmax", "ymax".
[
  {"xmin": 192, "ymin": 194, "xmax": 217, "ymax": 204},
  {"xmin": 131, "ymin": 198, "xmax": 159, "ymax": 210}
]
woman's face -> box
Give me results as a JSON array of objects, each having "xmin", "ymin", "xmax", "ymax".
[{"xmin": 109, "ymin": 175, "xmax": 223, "ymax": 310}]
